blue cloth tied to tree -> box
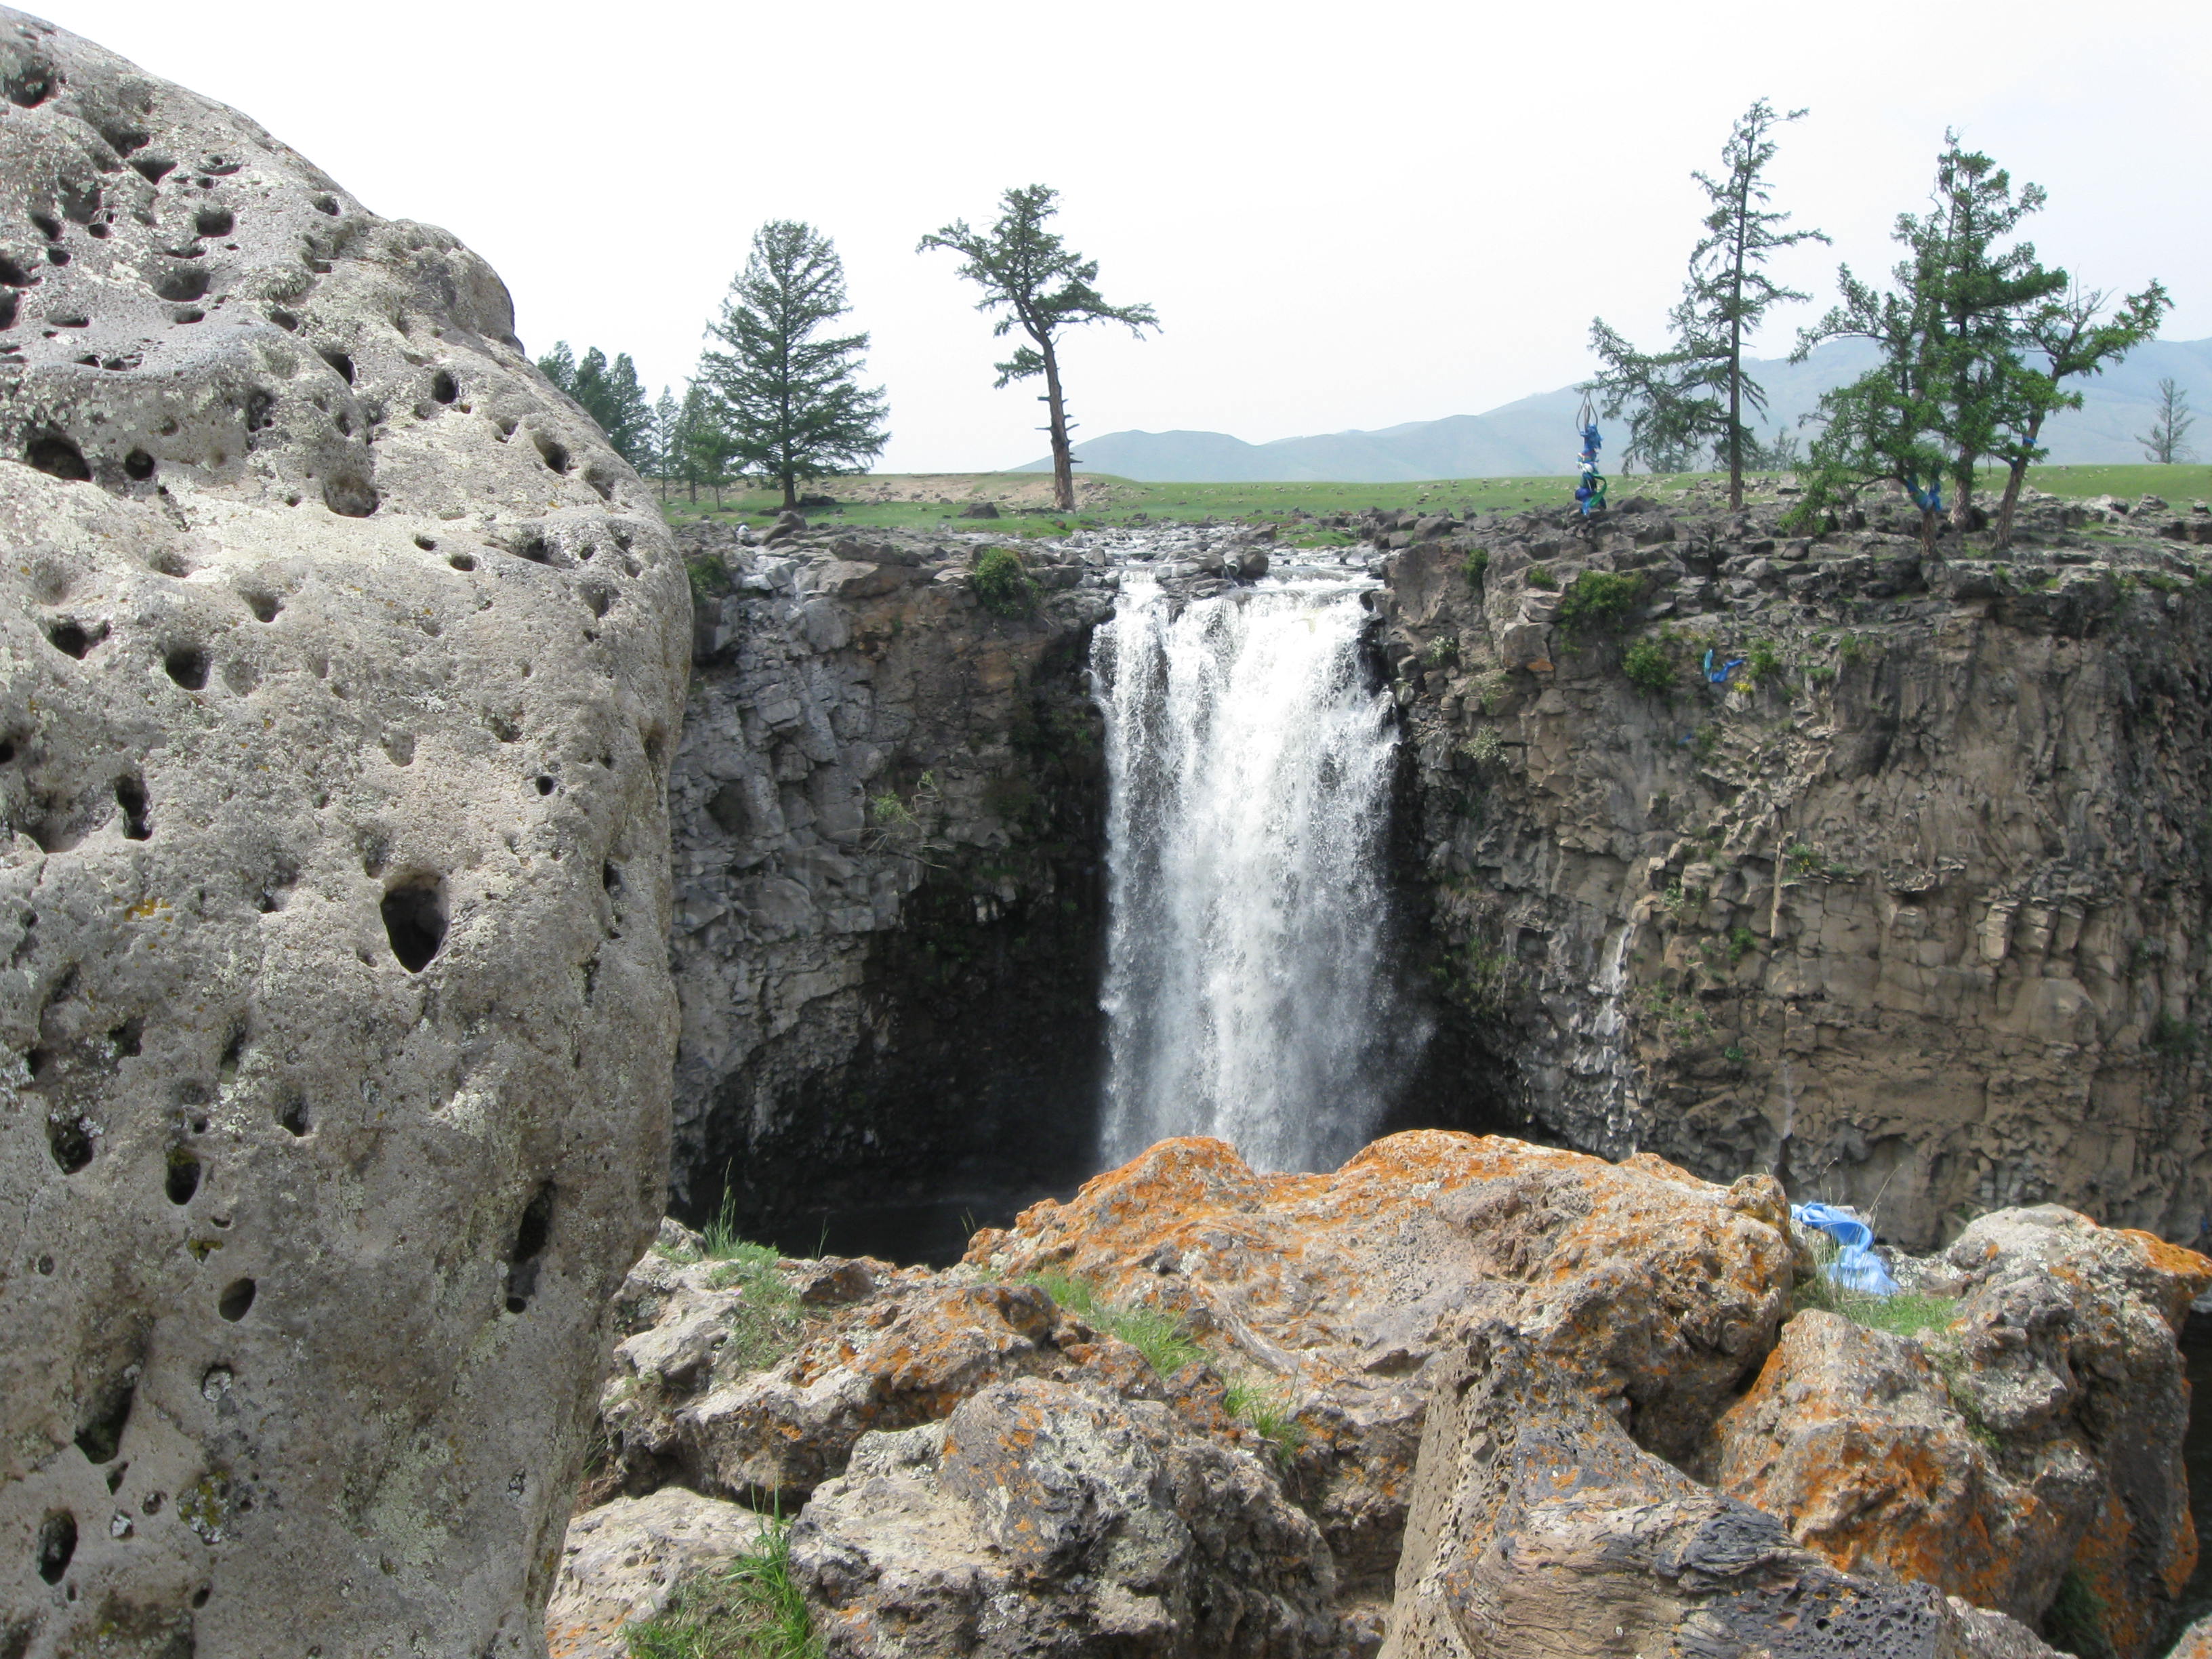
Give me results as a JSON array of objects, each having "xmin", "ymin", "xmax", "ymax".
[{"xmin": 1793, "ymin": 1202, "xmax": 1900, "ymax": 1296}]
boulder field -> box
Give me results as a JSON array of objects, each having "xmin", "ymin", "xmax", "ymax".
[
  {"xmin": 0, "ymin": 9, "xmax": 688, "ymax": 1655},
  {"xmin": 572, "ymin": 1131, "xmax": 2212, "ymax": 1658}
]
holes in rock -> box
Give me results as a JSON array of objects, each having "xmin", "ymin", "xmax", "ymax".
[
  {"xmin": 165, "ymin": 1149, "xmax": 202, "ymax": 1205},
  {"xmin": 163, "ymin": 648, "xmax": 208, "ymax": 690},
  {"xmin": 223, "ymin": 658, "xmax": 260, "ymax": 696},
  {"xmin": 602, "ymin": 861, "xmax": 622, "ymax": 893},
  {"xmin": 0, "ymin": 293, "xmax": 14, "ymax": 330},
  {"xmin": 314, "ymin": 194, "xmax": 340, "ymax": 216},
  {"xmin": 110, "ymin": 1022, "xmax": 142, "ymax": 1058},
  {"xmin": 531, "ymin": 434, "xmax": 570, "ymax": 475},
  {"xmin": 430, "ymin": 369, "xmax": 457, "ymax": 404},
  {"xmin": 505, "ymin": 1181, "xmax": 555, "ymax": 1314},
  {"xmin": 131, "ymin": 155, "xmax": 176, "ymax": 185},
  {"xmin": 243, "ymin": 389, "xmax": 274, "ymax": 432},
  {"xmin": 533, "ymin": 775, "xmax": 555, "ymax": 797},
  {"xmin": 447, "ymin": 552, "xmax": 476, "ymax": 572},
  {"xmin": 413, "ymin": 535, "xmax": 436, "ymax": 551},
  {"xmin": 276, "ymin": 1096, "xmax": 310, "ymax": 1136},
  {"xmin": 241, "ymin": 590, "xmax": 280, "ymax": 623},
  {"xmin": 195, "ymin": 205, "xmax": 234, "ymax": 237},
  {"xmin": 4, "ymin": 57, "xmax": 57, "ymax": 108},
  {"xmin": 47, "ymin": 1115, "xmax": 94, "ymax": 1174},
  {"xmin": 123, "ymin": 449, "xmax": 155, "ymax": 481},
  {"xmin": 267, "ymin": 306, "xmax": 297, "ymax": 331},
  {"xmin": 193, "ymin": 1586, "xmax": 209, "ymax": 1609},
  {"xmin": 517, "ymin": 537, "xmax": 552, "ymax": 565},
  {"xmin": 707, "ymin": 784, "xmax": 751, "ymax": 836},
  {"xmin": 115, "ymin": 775, "xmax": 151, "ymax": 840},
  {"xmin": 44, "ymin": 245, "xmax": 68, "ymax": 268},
  {"xmin": 76, "ymin": 1372, "xmax": 136, "ymax": 1464},
  {"xmin": 155, "ymin": 266, "xmax": 210, "ymax": 303},
  {"xmin": 217, "ymin": 1279, "xmax": 255, "ymax": 1322},
  {"xmin": 36, "ymin": 1513, "xmax": 75, "ymax": 1584},
  {"xmin": 218, "ymin": 1025, "xmax": 247, "ymax": 1082},
  {"xmin": 380, "ymin": 878, "xmax": 447, "ymax": 973},
  {"xmin": 47, "ymin": 619, "xmax": 102, "ymax": 658},
  {"xmin": 382, "ymin": 733, "xmax": 415, "ymax": 766},
  {"xmin": 322, "ymin": 474, "xmax": 378, "ymax": 518},
  {"xmin": 318, "ymin": 348, "xmax": 354, "ymax": 384},
  {"xmin": 580, "ymin": 583, "xmax": 613, "ymax": 619},
  {"xmin": 0, "ymin": 739, "xmax": 14, "ymax": 763},
  {"xmin": 31, "ymin": 211, "xmax": 60, "ymax": 240},
  {"xmin": 27, "ymin": 434, "xmax": 89, "ymax": 481}
]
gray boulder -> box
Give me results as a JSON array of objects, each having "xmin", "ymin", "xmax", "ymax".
[{"xmin": 0, "ymin": 9, "xmax": 687, "ymax": 1656}]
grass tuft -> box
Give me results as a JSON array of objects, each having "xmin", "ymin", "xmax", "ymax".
[
  {"xmin": 626, "ymin": 1512, "xmax": 822, "ymax": 1659},
  {"xmin": 1224, "ymin": 1376, "xmax": 1305, "ymax": 1461},
  {"xmin": 1025, "ymin": 1269, "xmax": 1202, "ymax": 1378}
]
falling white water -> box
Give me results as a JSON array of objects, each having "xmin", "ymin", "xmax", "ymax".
[{"xmin": 1092, "ymin": 575, "xmax": 1408, "ymax": 1172}]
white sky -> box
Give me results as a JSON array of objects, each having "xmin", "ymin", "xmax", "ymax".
[{"xmin": 43, "ymin": 0, "xmax": 2212, "ymax": 473}]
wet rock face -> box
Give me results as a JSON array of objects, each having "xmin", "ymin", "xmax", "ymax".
[
  {"xmin": 1382, "ymin": 499, "xmax": 2212, "ymax": 1248},
  {"xmin": 670, "ymin": 522, "xmax": 1113, "ymax": 1246},
  {"xmin": 0, "ymin": 10, "xmax": 688, "ymax": 1656}
]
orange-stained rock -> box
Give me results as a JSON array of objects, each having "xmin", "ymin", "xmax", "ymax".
[
  {"xmin": 1380, "ymin": 1320, "xmax": 2062, "ymax": 1659},
  {"xmin": 1711, "ymin": 1206, "xmax": 2208, "ymax": 1659},
  {"xmin": 1709, "ymin": 1311, "xmax": 2082, "ymax": 1620},
  {"xmin": 966, "ymin": 1130, "xmax": 1801, "ymax": 1587}
]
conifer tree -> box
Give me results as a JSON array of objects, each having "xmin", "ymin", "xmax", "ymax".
[
  {"xmin": 2139, "ymin": 377, "xmax": 2197, "ymax": 465},
  {"xmin": 920, "ymin": 185, "xmax": 1158, "ymax": 514},
  {"xmin": 698, "ymin": 221, "xmax": 888, "ymax": 510},
  {"xmin": 1589, "ymin": 101, "xmax": 1828, "ymax": 509},
  {"xmin": 648, "ymin": 388, "xmax": 682, "ymax": 502},
  {"xmin": 534, "ymin": 342, "xmax": 653, "ymax": 466}
]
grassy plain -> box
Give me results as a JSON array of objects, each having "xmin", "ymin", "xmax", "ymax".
[{"xmin": 657, "ymin": 464, "xmax": 2212, "ymax": 537}]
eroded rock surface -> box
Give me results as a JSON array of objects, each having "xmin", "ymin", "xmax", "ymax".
[
  {"xmin": 1382, "ymin": 1320, "xmax": 2062, "ymax": 1659},
  {"xmin": 1712, "ymin": 1208, "xmax": 2209, "ymax": 1657},
  {"xmin": 546, "ymin": 1487, "xmax": 764, "ymax": 1659},
  {"xmin": 1379, "ymin": 493, "xmax": 2212, "ymax": 1248},
  {"xmin": 0, "ymin": 11, "xmax": 687, "ymax": 1654}
]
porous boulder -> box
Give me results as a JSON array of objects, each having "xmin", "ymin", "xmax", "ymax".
[
  {"xmin": 1382, "ymin": 1321, "xmax": 2062, "ymax": 1659},
  {"xmin": 790, "ymin": 1377, "xmax": 1345, "ymax": 1659},
  {"xmin": 966, "ymin": 1132, "xmax": 1801, "ymax": 1593},
  {"xmin": 545, "ymin": 1487, "xmax": 765, "ymax": 1659},
  {"xmin": 1711, "ymin": 1208, "xmax": 2211, "ymax": 1658},
  {"xmin": 0, "ymin": 11, "xmax": 688, "ymax": 1656}
]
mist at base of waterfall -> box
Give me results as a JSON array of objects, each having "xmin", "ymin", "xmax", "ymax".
[{"xmin": 1092, "ymin": 575, "xmax": 1421, "ymax": 1174}]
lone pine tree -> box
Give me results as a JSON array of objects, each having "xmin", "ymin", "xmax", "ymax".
[
  {"xmin": 699, "ymin": 220, "xmax": 888, "ymax": 510},
  {"xmin": 1589, "ymin": 100, "xmax": 1828, "ymax": 509},
  {"xmin": 2139, "ymin": 377, "xmax": 2197, "ymax": 464},
  {"xmin": 920, "ymin": 185, "xmax": 1158, "ymax": 514}
]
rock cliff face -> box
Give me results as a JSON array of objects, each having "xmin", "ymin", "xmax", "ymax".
[
  {"xmin": 0, "ymin": 12, "xmax": 687, "ymax": 1655},
  {"xmin": 667, "ymin": 522, "xmax": 1113, "ymax": 1247},
  {"xmin": 1378, "ymin": 493, "xmax": 2212, "ymax": 1249}
]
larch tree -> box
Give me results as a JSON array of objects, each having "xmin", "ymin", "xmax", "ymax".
[
  {"xmin": 1989, "ymin": 282, "xmax": 2167, "ymax": 544},
  {"xmin": 1589, "ymin": 100, "xmax": 1828, "ymax": 509},
  {"xmin": 920, "ymin": 184, "xmax": 1158, "ymax": 514},
  {"xmin": 698, "ymin": 220, "xmax": 889, "ymax": 510},
  {"xmin": 535, "ymin": 342, "xmax": 654, "ymax": 467},
  {"xmin": 2139, "ymin": 377, "xmax": 2198, "ymax": 464}
]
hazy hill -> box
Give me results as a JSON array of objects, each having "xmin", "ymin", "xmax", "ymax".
[{"xmin": 1022, "ymin": 337, "xmax": 2212, "ymax": 481}]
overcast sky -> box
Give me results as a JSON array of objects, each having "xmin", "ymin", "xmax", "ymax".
[{"xmin": 43, "ymin": 0, "xmax": 2212, "ymax": 473}]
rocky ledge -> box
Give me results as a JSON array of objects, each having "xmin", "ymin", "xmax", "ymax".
[
  {"xmin": 1377, "ymin": 489, "xmax": 2212, "ymax": 1250},
  {"xmin": 561, "ymin": 1130, "xmax": 2210, "ymax": 1658}
]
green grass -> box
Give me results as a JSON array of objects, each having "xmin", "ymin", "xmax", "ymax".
[
  {"xmin": 626, "ymin": 1513, "xmax": 821, "ymax": 1659},
  {"xmin": 651, "ymin": 1191, "xmax": 808, "ymax": 1372},
  {"xmin": 653, "ymin": 464, "xmax": 2212, "ymax": 541},
  {"xmin": 2041, "ymin": 1567, "xmax": 2114, "ymax": 1659},
  {"xmin": 1223, "ymin": 1377, "xmax": 1305, "ymax": 1461},
  {"xmin": 1023, "ymin": 1270, "xmax": 1202, "ymax": 1378},
  {"xmin": 971, "ymin": 546, "xmax": 1037, "ymax": 616},
  {"xmin": 1793, "ymin": 1232, "xmax": 1958, "ymax": 1340}
]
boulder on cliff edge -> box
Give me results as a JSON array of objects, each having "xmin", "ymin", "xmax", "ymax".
[{"xmin": 0, "ymin": 9, "xmax": 689, "ymax": 1655}]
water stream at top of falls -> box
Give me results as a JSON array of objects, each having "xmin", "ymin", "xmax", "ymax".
[{"xmin": 1090, "ymin": 573, "xmax": 1414, "ymax": 1173}]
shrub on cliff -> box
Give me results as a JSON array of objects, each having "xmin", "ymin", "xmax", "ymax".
[
  {"xmin": 1556, "ymin": 569, "xmax": 1646, "ymax": 637},
  {"xmin": 1622, "ymin": 637, "xmax": 1675, "ymax": 692},
  {"xmin": 972, "ymin": 545, "xmax": 1038, "ymax": 615}
]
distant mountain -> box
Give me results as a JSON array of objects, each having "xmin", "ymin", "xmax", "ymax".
[{"xmin": 1021, "ymin": 337, "xmax": 2212, "ymax": 481}]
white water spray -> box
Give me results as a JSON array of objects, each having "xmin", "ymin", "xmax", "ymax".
[{"xmin": 1092, "ymin": 575, "xmax": 1410, "ymax": 1172}]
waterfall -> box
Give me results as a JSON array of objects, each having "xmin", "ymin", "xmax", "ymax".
[{"xmin": 1091, "ymin": 574, "xmax": 1411, "ymax": 1172}]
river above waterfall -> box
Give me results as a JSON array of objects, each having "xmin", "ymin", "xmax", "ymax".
[{"xmin": 1090, "ymin": 571, "xmax": 1422, "ymax": 1173}]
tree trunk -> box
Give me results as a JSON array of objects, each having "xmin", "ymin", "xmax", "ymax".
[
  {"xmin": 1919, "ymin": 504, "xmax": 1938, "ymax": 556},
  {"xmin": 781, "ymin": 470, "xmax": 797, "ymax": 510},
  {"xmin": 1994, "ymin": 461, "xmax": 2030, "ymax": 548},
  {"xmin": 1041, "ymin": 342, "xmax": 1075, "ymax": 514}
]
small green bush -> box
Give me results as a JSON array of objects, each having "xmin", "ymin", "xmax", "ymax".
[
  {"xmin": 1745, "ymin": 640, "xmax": 1784, "ymax": 682},
  {"xmin": 2151, "ymin": 1011, "xmax": 2200, "ymax": 1056},
  {"xmin": 1460, "ymin": 728, "xmax": 1504, "ymax": 766},
  {"xmin": 1423, "ymin": 634, "xmax": 1461, "ymax": 668},
  {"xmin": 1727, "ymin": 926, "xmax": 1758, "ymax": 964},
  {"xmin": 1554, "ymin": 569, "xmax": 1645, "ymax": 637},
  {"xmin": 1622, "ymin": 637, "xmax": 1674, "ymax": 693},
  {"xmin": 687, "ymin": 554, "xmax": 735, "ymax": 607},
  {"xmin": 1462, "ymin": 548, "xmax": 1490, "ymax": 586},
  {"xmin": 972, "ymin": 546, "xmax": 1037, "ymax": 617},
  {"xmin": 626, "ymin": 1512, "xmax": 822, "ymax": 1659},
  {"xmin": 1524, "ymin": 563, "xmax": 1559, "ymax": 590}
]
